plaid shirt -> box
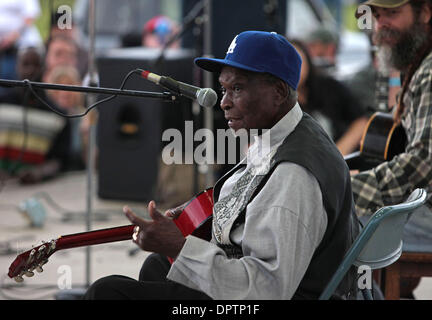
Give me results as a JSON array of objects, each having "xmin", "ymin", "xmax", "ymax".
[{"xmin": 351, "ymin": 51, "xmax": 432, "ymax": 216}]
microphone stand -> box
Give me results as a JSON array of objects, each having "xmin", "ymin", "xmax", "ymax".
[
  {"xmin": 153, "ymin": 0, "xmax": 206, "ymax": 67},
  {"xmin": 85, "ymin": 0, "xmax": 96, "ymax": 290},
  {"xmin": 152, "ymin": 0, "xmax": 209, "ymax": 194},
  {"xmin": 0, "ymin": 79, "xmax": 178, "ymax": 101},
  {"xmin": 202, "ymin": 0, "xmax": 214, "ymax": 188}
]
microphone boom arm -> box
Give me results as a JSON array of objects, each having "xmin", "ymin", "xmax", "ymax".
[{"xmin": 0, "ymin": 78, "xmax": 179, "ymax": 101}]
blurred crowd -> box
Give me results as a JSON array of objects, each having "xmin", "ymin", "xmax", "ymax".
[
  {"xmin": 0, "ymin": 1, "xmax": 183, "ymax": 186},
  {"xmin": 0, "ymin": 1, "xmax": 89, "ymax": 184},
  {"xmin": 0, "ymin": 1, "xmax": 399, "ymax": 187}
]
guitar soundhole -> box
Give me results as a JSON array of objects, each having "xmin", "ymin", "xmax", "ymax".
[
  {"xmin": 191, "ymin": 217, "xmax": 212, "ymax": 241},
  {"xmin": 388, "ymin": 126, "xmax": 407, "ymax": 160}
]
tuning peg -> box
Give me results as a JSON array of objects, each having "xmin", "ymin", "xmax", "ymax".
[
  {"xmin": 36, "ymin": 245, "xmax": 47, "ymax": 260},
  {"xmin": 47, "ymin": 240, "xmax": 56, "ymax": 254},
  {"xmin": 25, "ymin": 271, "xmax": 34, "ymax": 277},
  {"xmin": 26, "ymin": 249, "xmax": 36, "ymax": 264},
  {"xmin": 36, "ymin": 259, "xmax": 48, "ymax": 273},
  {"xmin": 14, "ymin": 276, "xmax": 24, "ymax": 283}
]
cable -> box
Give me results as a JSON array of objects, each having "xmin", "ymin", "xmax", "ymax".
[
  {"xmin": 22, "ymin": 68, "xmax": 140, "ymax": 119},
  {"xmin": 24, "ymin": 191, "xmax": 121, "ymax": 223},
  {"xmin": 0, "ymin": 68, "xmax": 143, "ymax": 194},
  {"xmin": 0, "ymin": 234, "xmax": 35, "ymax": 256},
  {"xmin": 32, "ymin": 191, "xmax": 150, "ymax": 222},
  {"xmin": 0, "ymin": 188, "xmax": 148, "ymax": 229}
]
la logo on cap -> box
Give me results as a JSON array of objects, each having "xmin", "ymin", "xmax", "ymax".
[{"xmin": 226, "ymin": 35, "xmax": 238, "ymax": 54}]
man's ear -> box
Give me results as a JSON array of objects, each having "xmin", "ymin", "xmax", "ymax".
[
  {"xmin": 273, "ymin": 80, "xmax": 289, "ymax": 106},
  {"xmin": 420, "ymin": 2, "xmax": 432, "ymax": 24}
]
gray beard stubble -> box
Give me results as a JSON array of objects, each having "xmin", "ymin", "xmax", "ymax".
[{"xmin": 375, "ymin": 23, "xmax": 429, "ymax": 73}]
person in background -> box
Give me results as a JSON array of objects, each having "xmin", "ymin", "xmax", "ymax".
[
  {"xmin": 142, "ymin": 15, "xmax": 180, "ymax": 49},
  {"xmin": 0, "ymin": 47, "xmax": 71, "ymax": 184},
  {"xmin": 290, "ymin": 38, "xmax": 368, "ymax": 156},
  {"xmin": 45, "ymin": 65, "xmax": 86, "ymax": 171},
  {"xmin": 49, "ymin": 8, "xmax": 88, "ymax": 78},
  {"xmin": 43, "ymin": 34, "xmax": 79, "ymax": 82},
  {"xmin": 305, "ymin": 28, "xmax": 339, "ymax": 76},
  {"xmin": 0, "ymin": 0, "xmax": 43, "ymax": 94},
  {"xmin": 352, "ymin": 0, "xmax": 432, "ymax": 299}
]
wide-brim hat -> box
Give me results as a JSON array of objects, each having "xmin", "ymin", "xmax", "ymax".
[
  {"xmin": 359, "ymin": 0, "xmax": 410, "ymax": 7},
  {"xmin": 194, "ymin": 31, "xmax": 302, "ymax": 90},
  {"xmin": 355, "ymin": 0, "xmax": 410, "ymax": 18}
]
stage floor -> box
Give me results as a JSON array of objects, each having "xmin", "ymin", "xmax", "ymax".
[
  {"xmin": 0, "ymin": 171, "xmax": 151, "ymax": 300},
  {"xmin": 0, "ymin": 171, "xmax": 431, "ymax": 300}
]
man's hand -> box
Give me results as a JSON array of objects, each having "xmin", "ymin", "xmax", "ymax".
[{"xmin": 124, "ymin": 201, "xmax": 186, "ymax": 259}]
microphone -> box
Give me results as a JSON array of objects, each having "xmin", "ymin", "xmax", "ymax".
[{"xmin": 138, "ymin": 70, "xmax": 218, "ymax": 108}]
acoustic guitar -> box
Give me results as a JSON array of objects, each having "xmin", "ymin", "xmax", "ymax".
[
  {"xmin": 8, "ymin": 188, "xmax": 214, "ymax": 282},
  {"xmin": 344, "ymin": 112, "xmax": 407, "ymax": 170}
]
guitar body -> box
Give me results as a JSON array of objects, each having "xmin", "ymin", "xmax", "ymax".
[
  {"xmin": 345, "ymin": 112, "xmax": 407, "ymax": 170},
  {"xmin": 8, "ymin": 188, "xmax": 214, "ymax": 281},
  {"xmin": 173, "ymin": 188, "xmax": 213, "ymax": 241}
]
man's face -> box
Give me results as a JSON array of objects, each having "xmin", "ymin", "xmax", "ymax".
[
  {"xmin": 17, "ymin": 50, "xmax": 42, "ymax": 81},
  {"xmin": 307, "ymin": 41, "xmax": 337, "ymax": 65},
  {"xmin": 372, "ymin": 4, "xmax": 415, "ymax": 46},
  {"xmin": 45, "ymin": 39, "xmax": 78, "ymax": 71},
  {"xmin": 218, "ymin": 66, "xmax": 282, "ymax": 133},
  {"xmin": 371, "ymin": 3, "xmax": 431, "ymax": 71}
]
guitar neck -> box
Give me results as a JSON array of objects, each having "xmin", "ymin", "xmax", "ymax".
[
  {"xmin": 55, "ymin": 225, "xmax": 134, "ymax": 250},
  {"xmin": 8, "ymin": 189, "xmax": 214, "ymax": 281}
]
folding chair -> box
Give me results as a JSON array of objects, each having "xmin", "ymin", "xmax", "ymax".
[{"xmin": 319, "ymin": 188, "xmax": 428, "ymax": 300}]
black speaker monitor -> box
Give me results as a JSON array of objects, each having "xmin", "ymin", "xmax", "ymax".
[{"xmin": 96, "ymin": 47, "xmax": 194, "ymax": 202}]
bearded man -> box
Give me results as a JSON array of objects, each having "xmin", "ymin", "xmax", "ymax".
[{"xmin": 353, "ymin": 0, "xmax": 432, "ymax": 298}]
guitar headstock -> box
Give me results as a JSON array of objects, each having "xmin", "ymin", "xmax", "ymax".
[{"xmin": 8, "ymin": 239, "xmax": 57, "ymax": 282}]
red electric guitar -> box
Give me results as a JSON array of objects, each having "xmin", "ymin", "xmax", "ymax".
[{"xmin": 8, "ymin": 188, "xmax": 214, "ymax": 282}]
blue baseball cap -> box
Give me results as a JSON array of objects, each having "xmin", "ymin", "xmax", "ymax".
[{"xmin": 195, "ymin": 31, "xmax": 302, "ymax": 90}]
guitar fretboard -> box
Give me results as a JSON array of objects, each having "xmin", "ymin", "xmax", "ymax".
[{"xmin": 56, "ymin": 225, "xmax": 134, "ymax": 250}]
